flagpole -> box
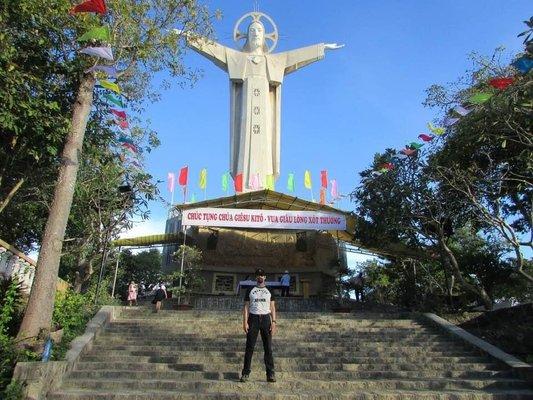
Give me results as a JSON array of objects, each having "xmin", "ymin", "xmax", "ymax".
[
  {"xmin": 310, "ymin": 188, "xmax": 315, "ymax": 202},
  {"xmin": 177, "ymin": 225, "xmax": 187, "ymax": 306}
]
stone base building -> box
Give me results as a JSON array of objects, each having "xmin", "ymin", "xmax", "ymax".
[{"xmin": 162, "ymin": 190, "xmax": 351, "ymax": 298}]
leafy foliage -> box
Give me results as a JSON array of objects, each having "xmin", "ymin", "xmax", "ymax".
[
  {"xmin": 351, "ymin": 21, "xmax": 532, "ymax": 310},
  {"xmin": 168, "ymin": 246, "xmax": 204, "ymax": 300},
  {"xmin": 114, "ymin": 248, "xmax": 162, "ymax": 300}
]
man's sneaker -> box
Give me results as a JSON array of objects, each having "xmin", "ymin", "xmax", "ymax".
[
  {"xmin": 240, "ymin": 374, "xmax": 249, "ymax": 382},
  {"xmin": 267, "ymin": 374, "xmax": 276, "ymax": 382}
]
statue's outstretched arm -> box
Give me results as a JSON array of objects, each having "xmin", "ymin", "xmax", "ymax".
[
  {"xmin": 281, "ymin": 44, "xmax": 326, "ymax": 75},
  {"xmin": 174, "ymin": 29, "xmax": 228, "ymax": 71}
]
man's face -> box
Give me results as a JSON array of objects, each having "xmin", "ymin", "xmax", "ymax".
[{"xmin": 256, "ymin": 274, "xmax": 266, "ymax": 284}]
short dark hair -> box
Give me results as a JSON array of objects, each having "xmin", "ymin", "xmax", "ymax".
[{"xmin": 255, "ymin": 268, "xmax": 266, "ymax": 276}]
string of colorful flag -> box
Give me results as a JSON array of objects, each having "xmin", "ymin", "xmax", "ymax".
[
  {"xmin": 71, "ymin": 0, "xmax": 145, "ymax": 172},
  {"xmin": 166, "ymin": 168, "xmax": 344, "ymax": 206},
  {"xmin": 366, "ymin": 56, "xmax": 532, "ymax": 179}
]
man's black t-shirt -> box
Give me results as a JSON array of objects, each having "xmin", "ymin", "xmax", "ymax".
[{"xmin": 244, "ymin": 286, "xmax": 275, "ymax": 315}]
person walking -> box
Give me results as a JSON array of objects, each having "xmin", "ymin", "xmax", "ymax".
[
  {"xmin": 280, "ymin": 270, "xmax": 291, "ymax": 297},
  {"xmin": 353, "ymin": 272, "xmax": 365, "ymax": 302},
  {"xmin": 240, "ymin": 268, "xmax": 277, "ymax": 383},
  {"xmin": 151, "ymin": 282, "xmax": 167, "ymax": 313},
  {"xmin": 127, "ymin": 281, "xmax": 138, "ymax": 306}
]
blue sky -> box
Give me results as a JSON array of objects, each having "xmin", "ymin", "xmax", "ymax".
[{"xmin": 123, "ymin": 1, "xmax": 531, "ymax": 263}]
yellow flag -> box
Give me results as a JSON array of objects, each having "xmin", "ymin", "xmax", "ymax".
[
  {"xmin": 199, "ymin": 168, "xmax": 207, "ymax": 189},
  {"xmin": 304, "ymin": 170, "xmax": 312, "ymax": 189},
  {"xmin": 99, "ymin": 79, "xmax": 121, "ymax": 94},
  {"xmin": 266, "ymin": 174, "xmax": 275, "ymax": 190}
]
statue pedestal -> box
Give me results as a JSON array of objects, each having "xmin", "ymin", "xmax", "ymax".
[{"xmin": 300, "ymin": 279, "xmax": 311, "ymax": 299}]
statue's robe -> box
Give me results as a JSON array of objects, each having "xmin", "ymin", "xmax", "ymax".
[{"xmin": 187, "ymin": 37, "xmax": 325, "ymax": 191}]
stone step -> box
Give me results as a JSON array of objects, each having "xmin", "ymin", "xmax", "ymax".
[
  {"xmin": 80, "ymin": 354, "xmax": 493, "ymax": 365},
  {"xmin": 91, "ymin": 340, "xmax": 469, "ymax": 352},
  {"xmin": 60, "ymin": 377, "xmax": 531, "ymax": 391},
  {"xmin": 74, "ymin": 361, "xmax": 504, "ymax": 373},
  {"xmin": 114, "ymin": 318, "xmax": 424, "ymax": 326},
  {"xmin": 101, "ymin": 329, "xmax": 441, "ymax": 340},
  {"xmin": 104, "ymin": 323, "xmax": 438, "ymax": 337},
  {"xmin": 110, "ymin": 321, "xmax": 427, "ymax": 329},
  {"xmin": 66, "ymin": 369, "xmax": 515, "ymax": 381},
  {"xmin": 117, "ymin": 310, "xmax": 415, "ymax": 319},
  {"xmin": 87, "ymin": 345, "xmax": 480, "ymax": 358},
  {"xmin": 98, "ymin": 331, "xmax": 452, "ymax": 342},
  {"xmin": 48, "ymin": 387, "xmax": 533, "ymax": 400}
]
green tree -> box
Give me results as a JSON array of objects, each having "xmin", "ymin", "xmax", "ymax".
[
  {"xmin": 15, "ymin": 0, "xmax": 215, "ymax": 345},
  {"xmin": 115, "ymin": 249, "xmax": 162, "ymax": 299},
  {"xmin": 425, "ymin": 44, "xmax": 532, "ymax": 282}
]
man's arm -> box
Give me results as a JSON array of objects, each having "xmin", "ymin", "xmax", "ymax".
[
  {"xmin": 270, "ymin": 301, "xmax": 277, "ymax": 335},
  {"xmin": 243, "ymin": 301, "xmax": 249, "ymax": 333}
]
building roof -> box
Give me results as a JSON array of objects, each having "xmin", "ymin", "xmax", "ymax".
[
  {"xmin": 112, "ymin": 190, "xmax": 423, "ymax": 259},
  {"xmin": 174, "ymin": 189, "xmax": 358, "ymax": 244}
]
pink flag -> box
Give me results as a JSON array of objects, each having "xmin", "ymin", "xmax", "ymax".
[
  {"xmin": 418, "ymin": 134, "xmax": 434, "ymax": 142},
  {"xmin": 122, "ymin": 143, "xmax": 138, "ymax": 153},
  {"xmin": 79, "ymin": 46, "xmax": 114, "ymax": 61},
  {"xmin": 249, "ymin": 174, "xmax": 261, "ymax": 190},
  {"xmin": 110, "ymin": 109, "xmax": 126, "ymax": 119},
  {"xmin": 116, "ymin": 119, "xmax": 129, "ymax": 129},
  {"xmin": 167, "ymin": 172, "xmax": 175, "ymax": 193},
  {"xmin": 330, "ymin": 180, "xmax": 338, "ymax": 199}
]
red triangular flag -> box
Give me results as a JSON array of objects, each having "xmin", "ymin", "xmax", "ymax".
[
  {"xmin": 418, "ymin": 133, "xmax": 434, "ymax": 142},
  {"xmin": 320, "ymin": 170, "xmax": 328, "ymax": 189},
  {"xmin": 234, "ymin": 173, "xmax": 243, "ymax": 193},
  {"xmin": 70, "ymin": 0, "xmax": 106, "ymax": 14},
  {"xmin": 178, "ymin": 166, "xmax": 188, "ymax": 186},
  {"xmin": 110, "ymin": 109, "xmax": 126, "ymax": 119},
  {"xmin": 488, "ymin": 77, "xmax": 514, "ymax": 90}
]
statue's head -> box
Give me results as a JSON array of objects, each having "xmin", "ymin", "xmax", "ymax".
[
  {"xmin": 234, "ymin": 12, "xmax": 278, "ymax": 54},
  {"xmin": 244, "ymin": 21, "xmax": 268, "ymax": 53}
]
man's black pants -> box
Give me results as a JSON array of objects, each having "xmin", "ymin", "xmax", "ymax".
[
  {"xmin": 242, "ymin": 313, "xmax": 275, "ymax": 376},
  {"xmin": 281, "ymin": 286, "xmax": 290, "ymax": 297}
]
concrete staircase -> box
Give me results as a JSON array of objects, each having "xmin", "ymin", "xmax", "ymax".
[{"xmin": 48, "ymin": 308, "xmax": 533, "ymax": 399}]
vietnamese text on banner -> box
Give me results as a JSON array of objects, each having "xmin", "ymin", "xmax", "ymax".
[{"xmin": 181, "ymin": 207, "xmax": 346, "ymax": 231}]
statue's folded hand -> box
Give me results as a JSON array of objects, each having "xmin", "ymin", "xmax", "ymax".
[{"xmin": 324, "ymin": 43, "xmax": 345, "ymax": 50}]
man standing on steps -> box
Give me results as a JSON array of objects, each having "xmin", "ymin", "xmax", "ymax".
[{"xmin": 240, "ymin": 268, "xmax": 277, "ymax": 383}]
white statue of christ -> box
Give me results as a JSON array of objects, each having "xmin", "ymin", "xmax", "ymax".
[{"xmin": 180, "ymin": 12, "xmax": 343, "ymax": 192}]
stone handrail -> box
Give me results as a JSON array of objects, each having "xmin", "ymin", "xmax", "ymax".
[{"xmin": 0, "ymin": 238, "xmax": 69, "ymax": 293}]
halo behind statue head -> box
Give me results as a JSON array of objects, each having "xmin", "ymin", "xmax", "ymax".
[{"xmin": 234, "ymin": 12, "xmax": 278, "ymax": 53}]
